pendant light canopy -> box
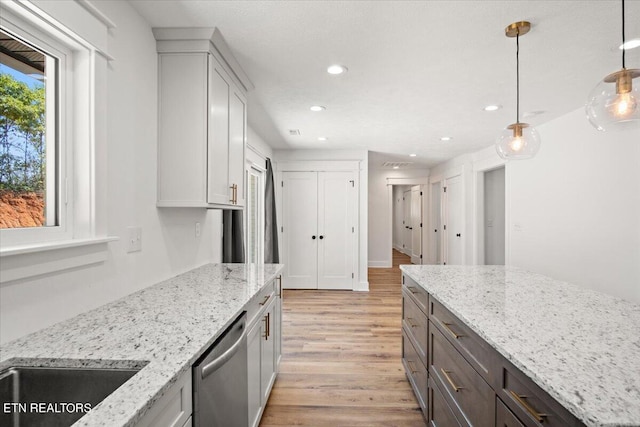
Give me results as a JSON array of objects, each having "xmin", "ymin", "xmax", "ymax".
[
  {"xmin": 496, "ymin": 21, "xmax": 541, "ymax": 160},
  {"xmin": 586, "ymin": 0, "xmax": 640, "ymax": 131}
]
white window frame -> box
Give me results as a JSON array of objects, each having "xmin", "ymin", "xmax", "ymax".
[
  {"xmin": 246, "ymin": 163, "xmax": 265, "ymax": 265},
  {"xmin": 0, "ymin": 0, "xmax": 115, "ymax": 283},
  {"xmin": 0, "ymin": 20, "xmax": 70, "ymax": 244}
]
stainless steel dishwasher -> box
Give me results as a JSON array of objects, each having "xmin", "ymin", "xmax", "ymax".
[{"xmin": 193, "ymin": 312, "xmax": 248, "ymax": 427}]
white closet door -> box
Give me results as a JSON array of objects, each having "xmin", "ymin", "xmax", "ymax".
[
  {"xmin": 317, "ymin": 171, "xmax": 355, "ymax": 290},
  {"xmin": 411, "ymin": 185, "xmax": 422, "ymax": 264},
  {"xmin": 445, "ymin": 175, "xmax": 464, "ymax": 265},
  {"xmin": 403, "ymin": 190, "xmax": 412, "ymax": 255},
  {"xmin": 282, "ymin": 172, "xmax": 318, "ymax": 289}
]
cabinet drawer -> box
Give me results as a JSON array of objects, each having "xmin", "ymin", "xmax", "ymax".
[
  {"xmin": 402, "ymin": 330, "xmax": 428, "ymax": 415},
  {"xmin": 428, "ymin": 377, "xmax": 462, "ymax": 427},
  {"xmin": 402, "ymin": 289, "xmax": 429, "ymax": 367},
  {"xmin": 498, "ymin": 359, "xmax": 583, "ymax": 427},
  {"xmin": 430, "ymin": 297, "xmax": 494, "ymax": 384},
  {"xmin": 430, "ymin": 322, "xmax": 494, "ymax": 427},
  {"xmin": 403, "ymin": 274, "xmax": 429, "ymax": 315},
  {"xmin": 247, "ymin": 281, "xmax": 275, "ymax": 327},
  {"xmin": 496, "ymin": 398, "xmax": 525, "ymax": 427}
]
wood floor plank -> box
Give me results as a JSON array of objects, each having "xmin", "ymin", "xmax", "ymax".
[{"xmin": 260, "ymin": 250, "xmax": 425, "ymax": 426}]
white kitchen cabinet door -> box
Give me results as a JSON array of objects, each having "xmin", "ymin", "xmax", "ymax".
[
  {"xmin": 260, "ymin": 297, "xmax": 277, "ymax": 404},
  {"xmin": 281, "ymin": 172, "xmax": 318, "ymax": 289},
  {"xmin": 411, "ymin": 185, "xmax": 422, "ymax": 264},
  {"xmin": 157, "ymin": 53, "xmax": 209, "ymax": 206},
  {"xmin": 247, "ymin": 318, "xmax": 262, "ymax": 427},
  {"xmin": 228, "ymin": 90, "xmax": 246, "ymax": 207},
  {"xmin": 207, "ymin": 56, "xmax": 231, "ymax": 205},
  {"xmin": 317, "ymin": 171, "xmax": 356, "ymax": 290}
]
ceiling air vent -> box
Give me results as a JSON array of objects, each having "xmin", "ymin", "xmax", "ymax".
[
  {"xmin": 382, "ymin": 162, "xmax": 413, "ymax": 168},
  {"xmin": 288, "ymin": 129, "xmax": 301, "ymax": 136}
]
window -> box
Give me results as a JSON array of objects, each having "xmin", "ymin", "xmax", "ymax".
[
  {"xmin": 0, "ymin": 0, "xmax": 113, "ymax": 282},
  {"xmin": 247, "ymin": 166, "xmax": 264, "ymax": 264},
  {"xmin": 0, "ymin": 28, "xmax": 58, "ymax": 230}
]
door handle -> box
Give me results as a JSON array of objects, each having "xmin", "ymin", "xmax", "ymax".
[
  {"xmin": 456, "ymin": 233, "xmax": 461, "ymax": 237},
  {"xmin": 312, "ymin": 235, "xmax": 316, "ymax": 239},
  {"xmin": 409, "ymin": 227, "xmax": 413, "ymax": 230},
  {"xmin": 319, "ymin": 235, "xmax": 324, "ymax": 240}
]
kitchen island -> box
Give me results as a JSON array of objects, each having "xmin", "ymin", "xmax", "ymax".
[
  {"xmin": 400, "ymin": 265, "xmax": 640, "ymax": 427},
  {"xmin": 0, "ymin": 263, "xmax": 283, "ymax": 426}
]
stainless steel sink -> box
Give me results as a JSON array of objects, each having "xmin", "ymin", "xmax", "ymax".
[{"xmin": 0, "ymin": 365, "xmax": 141, "ymax": 426}]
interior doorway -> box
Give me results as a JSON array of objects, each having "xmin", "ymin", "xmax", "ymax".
[
  {"xmin": 483, "ymin": 167, "xmax": 505, "ymax": 265},
  {"xmin": 390, "ymin": 183, "xmax": 425, "ymax": 265}
]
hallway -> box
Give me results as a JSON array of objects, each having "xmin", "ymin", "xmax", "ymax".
[{"xmin": 261, "ymin": 250, "xmax": 424, "ymax": 426}]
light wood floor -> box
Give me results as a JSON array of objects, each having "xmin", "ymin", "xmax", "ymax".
[{"xmin": 260, "ymin": 250, "xmax": 425, "ymax": 426}]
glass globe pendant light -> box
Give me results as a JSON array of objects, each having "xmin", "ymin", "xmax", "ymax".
[
  {"xmin": 586, "ymin": 0, "xmax": 640, "ymax": 131},
  {"xmin": 496, "ymin": 21, "xmax": 541, "ymax": 160}
]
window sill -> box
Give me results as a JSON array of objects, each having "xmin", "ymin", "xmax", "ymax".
[{"xmin": 0, "ymin": 237, "xmax": 119, "ymax": 284}]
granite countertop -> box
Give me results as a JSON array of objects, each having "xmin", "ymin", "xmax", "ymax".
[
  {"xmin": 0, "ymin": 263, "xmax": 284, "ymax": 426},
  {"xmin": 400, "ymin": 265, "xmax": 640, "ymax": 427}
]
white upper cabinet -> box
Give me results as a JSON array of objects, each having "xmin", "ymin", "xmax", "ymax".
[{"xmin": 154, "ymin": 28, "xmax": 252, "ymax": 208}]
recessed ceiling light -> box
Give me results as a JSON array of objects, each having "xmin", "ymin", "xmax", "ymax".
[
  {"xmin": 619, "ymin": 38, "xmax": 640, "ymax": 50},
  {"xmin": 440, "ymin": 136, "xmax": 452, "ymax": 142},
  {"xmin": 483, "ymin": 105, "xmax": 501, "ymax": 111},
  {"xmin": 310, "ymin": 105, "xmax": 326, "ymax": 112},
  {"xmin": 393, "ymin": 166, "xmax": 399, "ymax": 169},
  {"xmin": 409, "ymin": 153, "xmax": 417, "ymax": 157},
  {"xmin": 327, "ymin": 64, "xmax": 348, "ymax": 75},
  {"xmin": 318, "ymin": 137, "xmax": 328, "ymax": 141}
]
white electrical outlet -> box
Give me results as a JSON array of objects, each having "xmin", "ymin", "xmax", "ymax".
[
  {"xmin": 127, "ymin": 226, "xmax": 142, "ymax": 253},
  {"xmin": 195, "ymin": 222, "xmax": 201, "ymax": 238}
]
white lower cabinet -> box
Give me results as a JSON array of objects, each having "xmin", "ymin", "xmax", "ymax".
[
  {"xmin": 247, "ymin": 279, "xmax": 281, "ymax": 427},
  {"xmin": 135, "ymin": 370, "xmax": 192, "ymax": 427}
]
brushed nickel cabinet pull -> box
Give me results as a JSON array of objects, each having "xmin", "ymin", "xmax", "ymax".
[
  {"xmin": 407, "ymin": 286, "xmax": 419, "ymax": 294},
  {"xmin": 442, "ymin": 321, "xmax": 465, "ymax": 339},
  {"xmin": 441, "ymin": 368, "xmax": 464, "ymax": 392},
  {"xmin": 259, "ymin": 295, "xmax": 270, "ymax": 306},
  {"xmin": 509, "ymin": 390, "xmax": 547, "ymax": 423},
  {"xmin": 229, "ymin": 184, "xmax": 235, "ymax": 203},
  {"xmin": 277, "ymin": 275, "xmax": 282, "ymax": 298},
  {"xmin": 264, "ymin": 313, "xmax": 270, "ymax": 340},
  {"xmin": 407, "ymin": 360, "xmax": 419, "ymax": 374}
]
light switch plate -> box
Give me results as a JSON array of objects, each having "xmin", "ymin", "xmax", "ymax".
[{"xmin": 127, "ymin": 226, "xmax": 142, "ymax": 253}]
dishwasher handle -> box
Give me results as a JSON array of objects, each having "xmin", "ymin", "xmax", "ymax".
[{"xmin": 201, "ymin": 325, "xmax": 247, "ymax": 379}]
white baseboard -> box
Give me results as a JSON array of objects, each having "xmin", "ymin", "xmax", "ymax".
[
  {"xmin": 354, "ymin": 280, "xmax": 369, "ymax": 291},
  {"xmin": 368, "ymin": 260, "xmax": 392, "ymax": 268}
]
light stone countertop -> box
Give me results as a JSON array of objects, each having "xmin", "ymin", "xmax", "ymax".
[
  {"xmin": 0, "ymin": 263, "xmax": 284, "ymax": 427},
  {"xmin": 400, "ymin": 265, "xmax": 640, "ymax": 427}
]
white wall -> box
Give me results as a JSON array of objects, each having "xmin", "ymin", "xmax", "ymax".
[
  {"xmin": 274, "ymin": 149, "xmax": 368, "ymax": 290},
  {"xmin": 0, "ymin": 1, "xmax": 221, "ymax": 344},
  {"xmin": 431, "ymin": 107, "xmax": 640, "ymax": 303},
  {"xmin": 368, "ymin": 165, "xmax": 429, "ymax": 268}
]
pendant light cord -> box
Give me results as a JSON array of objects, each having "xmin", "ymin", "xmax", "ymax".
[
  {"xmin": 622, "ymin": 0, "xmax": 626, "ymax": 69},
  {"xmin": 516, "ymin": 29, "xmax": 520, "ymax": 124}
]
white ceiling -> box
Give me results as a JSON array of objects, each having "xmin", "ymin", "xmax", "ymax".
[{"xmin": 129, "ymin": 0, "xmax": 640, "ymax": 168}]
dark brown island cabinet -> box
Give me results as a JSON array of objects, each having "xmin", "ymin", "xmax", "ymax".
[{"xmin": 401, "ymin": 274, "xmax": 586, "ymax": 427}]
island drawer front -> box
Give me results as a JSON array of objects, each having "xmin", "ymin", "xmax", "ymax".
[
  {"xmin": 402, "ymin": 288, "xmax": 429, "ymax": 367},
  {"xmin": 428, "ymin": 377, "xmax": 463, "ymax": 427},
  {"xmin": 403, "ymin": 274, "xmax": 429, "ymax": 315},
  {"xmin": 429, "ymin": 297, "xmax": 494, "ymax": 384},
  {"xmin": 402, "ymin": 330, "xmax": 428, "ymax": 415},
  {"xmin": 430, "ymin": 322, "xmax": 494, "ymax": 427},
  {"xmin": 498, "ymin": 358, "xmax": 584, "ymax": 427},
  {"xmin": 496, "ymin": 398, "xmax": 525, "ymax": 427},
  {"xmin": 247, "ymin": 280, "xmax": 275, "ymax": 327}
]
